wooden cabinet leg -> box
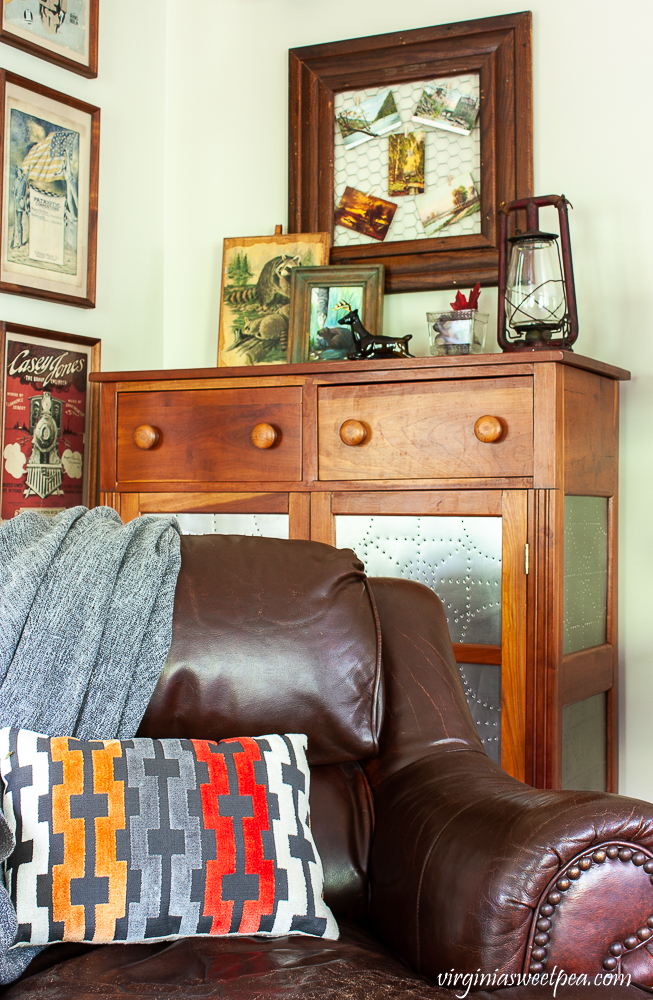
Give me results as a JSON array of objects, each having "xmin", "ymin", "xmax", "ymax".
[
  {"xmin": 501, "ymin": 490, "xmax": 528, "ymax": 783},
  {"xmin": 119, "ymin": 494, "xmax": 140, "ymax": 523},
  {"xmin": 310, "ymin": 493, "xmax": 334, "ymax": 546},
  {"xmin": 289, "ymin": 493, "xmax": 311, "ymax": 540},
  {"xmin": 99, "ymin": 492, "xmax": 119, "ymax": 513}
]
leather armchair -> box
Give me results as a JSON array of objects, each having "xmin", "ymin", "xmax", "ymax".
[{"xmin": 5, "ymin": 535, "xmax": 653, "ymax": 999}]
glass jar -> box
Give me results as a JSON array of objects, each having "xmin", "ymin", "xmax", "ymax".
[{"xmin": 427, "ymin": 310, "xmax": 488, "ymax": 355}]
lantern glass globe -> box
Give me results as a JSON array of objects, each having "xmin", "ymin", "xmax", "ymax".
[{"xmin": 506, "ymin": 235, "xmax": 566, "ymax": 335}]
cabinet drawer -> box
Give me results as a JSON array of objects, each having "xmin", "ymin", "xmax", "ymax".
[
  {"xmin": 116, "ymin": 387, "xmax": 302, "ymax": 484},
  {"xmin": 318, "ymin": 377, "xmax": 533, "ymax": 481}
]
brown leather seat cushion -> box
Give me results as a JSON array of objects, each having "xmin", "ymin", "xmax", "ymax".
[
  {"xmin": 3, "ymin": 926, "xmax": 643, "ymax": 999},
  {"xmin": 138, "ymin": 535, "xmax": 383, "ymax": 766}
]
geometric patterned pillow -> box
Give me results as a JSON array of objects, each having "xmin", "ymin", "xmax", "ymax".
[{"xmin": 0, "ymin": 729, "xmax": 338, "ymax": 946}]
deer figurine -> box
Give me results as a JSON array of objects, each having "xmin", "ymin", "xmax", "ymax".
[{"xmin": 336, "ymin": 303, "xmax": 413, "ymax": 360}]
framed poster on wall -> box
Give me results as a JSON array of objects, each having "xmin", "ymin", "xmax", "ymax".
[
  {"xmin": 0, "ymin": 321, "xmax": 100, "ymax": 521},
  {"xmin": 0, "ymin": 71, "xmax": 100, "ymax": 308},
  {"xmin": 0, "ymin": 0, "xmax": 99, "ymax": 78}
]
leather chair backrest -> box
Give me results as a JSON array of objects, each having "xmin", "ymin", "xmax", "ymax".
[
  {"xmin": 138, "ymin": 534, "xmax": 383, "ymax": 918},
  {"xmin": 139, "ymin": 535, "xmax": 384, "ymax": 766}
]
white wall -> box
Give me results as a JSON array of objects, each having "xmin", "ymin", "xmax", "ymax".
[
  {"xmin": 2, "ymin": 0, "xmax": 652, "ymax": 800},
  {"xmin": 0, "ymin": 0, "xmax": 167, "ymax": 371}
]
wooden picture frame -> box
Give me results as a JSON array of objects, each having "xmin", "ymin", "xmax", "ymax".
[
  {"xmin": 1, "ymin": 320, "xmax": 100, "ymax": 521},
  {"xmin": 288, "ymin": 263, "xmax": 384, "ymax": 363},
  {"xmin": 0, "ymin": 0, "xmax": 99, "ymax": 79},
  {"xmin": 217, "ymin": 231, "xmax": 330, "ymax": 367},
  {"xmin": 289, "ymin": 13, "xmax": 533, "ymax": 294},
  {"xmin": 0, "ymin": 71, "xmax": 100, "ymax": 308}
]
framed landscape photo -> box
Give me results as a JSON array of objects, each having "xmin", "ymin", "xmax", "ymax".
[
  {"xmin": 288, "ymin": 263, "xmax": 384, "ymax": 363},
  {"xmin": 0, "ymin": 321, "xmax": 100, "ymax": 522},
  {"xmin": 0, "ymin": 72, "xmax": 100, "ymax": 308},
  {"xmin": 289, "ymin": 13, "xmax": 533, "ymax": 293},
  {"xmin": 0, "ymin": 0, "xmax": 99, "ymax": 78},
  {"xmin": 217, "ymin": 232, "xmax": 330, "ymax": 367}
]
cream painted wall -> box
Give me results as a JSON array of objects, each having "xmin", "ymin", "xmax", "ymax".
[
  {"xmin": 2, "ymin": 1, "xmax": 652, "ymax": 800},
  {"xmin": 0, "ymin": 0, "xmax": 167, "ymax": 371}
]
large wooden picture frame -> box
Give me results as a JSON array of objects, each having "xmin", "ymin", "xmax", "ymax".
[
  {"xmin": 0, "ymin": 321, "xmax": 100, "ymax": 521},
  {"xmin": 0, "ymin": 0, "xmax": 99, "ymax": 79},
  {"xmin": 0, "ymin": 72, "xmax": 100, "ymax": 307},
  {"xmin": 289, "ymin": 13, "xmax": 533, "ymax": 294}
]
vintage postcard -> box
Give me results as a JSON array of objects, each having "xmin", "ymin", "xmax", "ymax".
[
  {"xmin": 415, "ymin": 173, "xmax": 480, "ymax": 236},
  {"xmin": 0, "ymin": 74, "xmax": 99, "ymax": 306},
  {"xmin": 334, "ymin": 187, "xmax": 397, "ymax": 242},
  {"xmin": 412, "ymin": 83, "xmax": 479, "ymax": 136},
  {"xmin": 1, "ymin": 324, "xmax": 99, "ymax": 521},
  {"xmin": 217, "ymin": 233, "xmax": 330, "ymax": 367},
  {"xmin": 388, "ymin": 132, "xmax": 425, "ymax": 196},
  {"xmin": 1, "ymin": 0, "xmax": 97, "ymax": 76},
  {"xmin": 336, "ymin": 89, "xmax": 401, "ymax": 150}
]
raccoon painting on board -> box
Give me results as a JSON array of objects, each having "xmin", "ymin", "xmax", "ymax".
[{"xmin": 217, "ymin": 233, "xmax": 330, "ymax": 367}]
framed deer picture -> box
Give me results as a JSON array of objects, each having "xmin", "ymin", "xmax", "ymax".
[{"xmin": 287, "ymin": 264, "xmax": 384, "ymax": 363}]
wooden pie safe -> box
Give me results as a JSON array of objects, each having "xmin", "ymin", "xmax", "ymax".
[{"xmin": 93, "ymin": 351, "xmax": 629, "ymax": 791}]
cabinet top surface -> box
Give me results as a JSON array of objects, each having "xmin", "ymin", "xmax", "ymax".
[{"xmin": 91, "ymin": 350, "xmax": 630, "ymax": 384}]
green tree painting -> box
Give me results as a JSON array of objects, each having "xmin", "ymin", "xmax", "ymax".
[{"xmin": 227, "ymin": 252, "xmax": 253, "ymax": 286}]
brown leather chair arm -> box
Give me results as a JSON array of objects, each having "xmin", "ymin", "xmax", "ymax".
[{"xmin": 368, "ymin": 748, "xmax": 653, "ymax": 988}]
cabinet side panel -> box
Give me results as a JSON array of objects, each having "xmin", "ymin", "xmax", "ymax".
[
  {"xmin": 99, "ymin": 382, "xmax": 118, "ymax": 492},
  {"xmin": 564, "ymin": 368, "xmax": 617, "ymax": 496}
]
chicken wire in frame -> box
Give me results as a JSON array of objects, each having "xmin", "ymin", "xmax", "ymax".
[{"xmin": 333, "ymin": 74, "xmax": 481, "ymax": 248}]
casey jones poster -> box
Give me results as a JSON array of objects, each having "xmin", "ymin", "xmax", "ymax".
[{"xmin": 1, "ymin": 332, "xmax": 92, "ymax": 520}]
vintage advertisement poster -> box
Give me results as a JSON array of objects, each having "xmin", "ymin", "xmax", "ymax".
[
  {"xmin": 2, "ymin": 0, "xmax": 91, "ymax": 70},
  {"xmin": 1, "ymin": 80, "xmax": 92, "ymax": 302},
  {"xmin": 1, "ymin": 331, "xmax": 92, "ymax": 521}
]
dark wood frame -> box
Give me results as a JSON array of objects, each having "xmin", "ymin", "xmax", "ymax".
[
  {"xmin": 288, "ymin": 263, "xmax": 384, "ymax": 363},
  {"xmin": 0, "ymin": 71, "xmax": 100, "ymax": 308},
  {"xmin": 0, "ymin": 0, "xmax": 99, "ymax": 78},
  {"xmin": 0, "ymin": 320, "xmax": 101, "ymax": 516},
  {"xmin": 289, "ymin": 12, "xmax": 533, "ymax": 294}
]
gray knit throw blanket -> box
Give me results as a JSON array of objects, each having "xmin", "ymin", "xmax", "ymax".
[{"xmin": 0, "ymin": 505, "xmax": 181, "ymax": 984}]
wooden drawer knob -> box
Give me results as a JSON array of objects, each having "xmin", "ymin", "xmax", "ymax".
[
  {"xmin": 251, "ymin": 422, "xmax": 278, "ymax": 449},
  {"xmin": 133, "ymin": 424, "xmax": 160, "ymax": 450},
  {"xmin": 340, "ymin": 419, "xmax": 368, "ymax": 446},
  {"xmin": 474, "ymin": 415, "xmax": 503, "ymax": 443}
]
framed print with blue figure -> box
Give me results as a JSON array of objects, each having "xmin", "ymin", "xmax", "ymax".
[
  {"xmin": 0, "ymin": 72, "xmax": 100, "ymax": 307},
  {"xmin": 0, "ymin": 0, "xmax": 98, "ymax": 78}
]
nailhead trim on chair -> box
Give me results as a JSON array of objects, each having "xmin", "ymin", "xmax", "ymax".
[{"xmin": 524, "ymin": 843, "xmax": 653, "ymax": 976}]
